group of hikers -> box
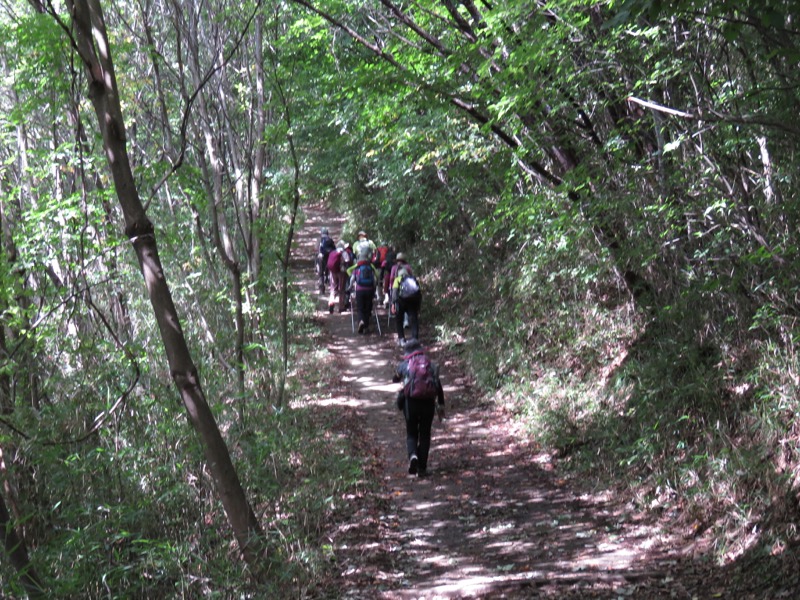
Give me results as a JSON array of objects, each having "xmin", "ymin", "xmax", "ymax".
[
  {"xmin": 315, "ymin": 226, "xmax": 445, "ymax": 477},
  {"xmin": 315, "ymin": 227, "xmax": 421, "ymax": 343}
]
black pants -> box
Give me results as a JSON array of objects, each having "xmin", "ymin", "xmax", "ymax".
[
  {"xmin": 355, "ymin": 289, "xmax": 374, "ymax": 330},
  {"xmin": 396, "ymin": 292, "xmax": 421, "ymax": 340},
  {"xmin": 401, "ymin": 394, "xmax": 436, "ymax": 471},
  {"xmin": 316, "ymin": 254, "xmax": 329, "ymax": 292}
]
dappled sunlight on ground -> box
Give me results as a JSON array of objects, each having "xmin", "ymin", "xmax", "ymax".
[{"xmin": 313, "ymin": 396, "xmax": 369, "ymax": 409}]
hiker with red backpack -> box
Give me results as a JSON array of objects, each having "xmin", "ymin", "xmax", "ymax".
[
  {"xmin": 347, "ymin": 246, "xmax": 379, "ymax": 334},
  {"xmin": 392, "ymin": 338, "xmax": 445, "ymax": 477}
]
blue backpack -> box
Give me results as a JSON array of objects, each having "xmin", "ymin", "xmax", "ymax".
[{"xmin": 356, "ymin": 264, "xmax": 375, "ymax": 288}]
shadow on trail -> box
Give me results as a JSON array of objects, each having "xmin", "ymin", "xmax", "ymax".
[{"xmin": 290, "ymin": 205, "xmax": 723, "ymax": 599}]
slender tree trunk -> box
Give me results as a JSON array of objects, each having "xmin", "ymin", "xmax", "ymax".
[
  {"xmin": 266, "ymin": 43, "xmax": 301, "ymax": 407},
  {"xmin": 279, "ymin": 129, "xmax": 301, "ymax": 407},
  {"xmin": 2, "ymin": 47, "xmax": 46, "ymax": 413},
  {"xmin": 0, "ymin": 199, "xmax": 13, "ymax": 415},
  {"xmin": 249, "ymin": 15, "xmax": 267, "ymax": 282},
  {"xmin": 185, "ymin": 13, "xmax": 247, "ymax": 406},
  {"xmin": 60, "ymin": 0, "xmax": 266, "ymax": 570}
]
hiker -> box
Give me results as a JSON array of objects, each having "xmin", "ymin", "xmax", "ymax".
[
  {"xmin": 347, "ymin": 246, "xmax": 379, "ymax": 334},
  {"xmin": 326, "ymin": 241, "xmax": 346, "ymax": 313},
  {"xmin": 353, "ymin": 230, "xmax": 376, "ymax": 263},
  {"xmin": 340, "ymin": 242, "xmax": 355, "ymax": 311},
  {"xmin": 316, "ymin": 227, "xmax": 337, "ymax": 294},
  {"xmin": 387, "ymin": 251, "xmax": 409, "ymax": 297},
  {"xmin": 376, "ymin": 244, "xmax": 395, "ymax": 305},
  {"xmin": 391, "ymin": 253, "xmax": 421, "ymax": 345},
  {"xmin": 392, "ymin": 338, "xmax": 445, "ymax": 477}
]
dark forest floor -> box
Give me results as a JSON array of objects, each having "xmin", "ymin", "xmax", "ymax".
[{"xmin": 290, "ymin": 204, "xmax": 798, "ymax": 599}]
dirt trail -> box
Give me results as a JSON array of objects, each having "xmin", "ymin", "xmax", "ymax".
[{"xmin": 292, "ymin": 205, "xmax": 707, "ymax": 599}]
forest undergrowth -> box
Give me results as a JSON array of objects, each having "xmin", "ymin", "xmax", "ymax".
[{"xmin": 427, "ymin": 251, "xmax": 800, "ymax": 588}]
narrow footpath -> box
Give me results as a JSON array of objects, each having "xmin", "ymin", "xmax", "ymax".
[{"xmin": 291, "ymin": 205, "xmax": 716, "ymax": 599}]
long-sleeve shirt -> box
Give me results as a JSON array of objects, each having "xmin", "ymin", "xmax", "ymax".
[{"xmin": 389, "ymin": 262, "xmax": 412, "ymax": 284}]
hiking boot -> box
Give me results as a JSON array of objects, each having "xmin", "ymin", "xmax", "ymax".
[
  {"xmin": 328, "ymin": 304, "xmax": 334, "ymax": 314},
  {"xmin": 408, "ymin": 455, "xmax": 418, "ymax": 475},
  {"xmin": 417, "ymin": 468, "xmax": 427, "ymax": 478},
  {"xmin": 358, "ymin": 321, "xmax": 365, "ymax": 334}
]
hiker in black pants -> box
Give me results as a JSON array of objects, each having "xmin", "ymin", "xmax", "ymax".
[
  {"xmin": 316, "ymin": 227, "xmax": 336, "ymax": 294},
  {"xmin": 392, "ymin": 339, "xmax": 445, "ymax": 477},
  {"xmin": 391, "ymin": 253, "xmax": 421, "ymax": 345},
  {"xmin": 347, "ymin": 247, "xmax": 378, "ymax": 333}
]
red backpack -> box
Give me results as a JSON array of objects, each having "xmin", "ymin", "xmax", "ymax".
[
  {"xmin": 374, "ymin": 245, "xmax": 388, "ymax": 266},
  {"xmin": 404, "ymin": 351, "xmax": 438, "ymax": 400}
]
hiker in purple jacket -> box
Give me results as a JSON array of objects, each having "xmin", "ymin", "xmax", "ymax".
[{"xmin": 392, "ymin": 339, "xmax": 445, "ymax": 477}]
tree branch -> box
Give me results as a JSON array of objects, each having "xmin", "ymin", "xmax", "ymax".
[{"xmin": 627, "ymin": 95, "xmax": 800, "ymax": 136}]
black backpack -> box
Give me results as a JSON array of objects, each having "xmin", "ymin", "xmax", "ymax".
[
  {"xmin": 319, "ymin": 235, "xmax": 336, "ymax": 257},
  {"xmin": 383, "ymin": 249, "xmax": 396, "ymax": 272}
]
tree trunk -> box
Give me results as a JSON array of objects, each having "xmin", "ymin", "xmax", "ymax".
[
  {"xmin": 185, "ymin": 11, "xmax": 247, "ymax": 406},
  {"xmin": 61, "ymin": 0, "xmax": 266, "ymax": 571}
]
